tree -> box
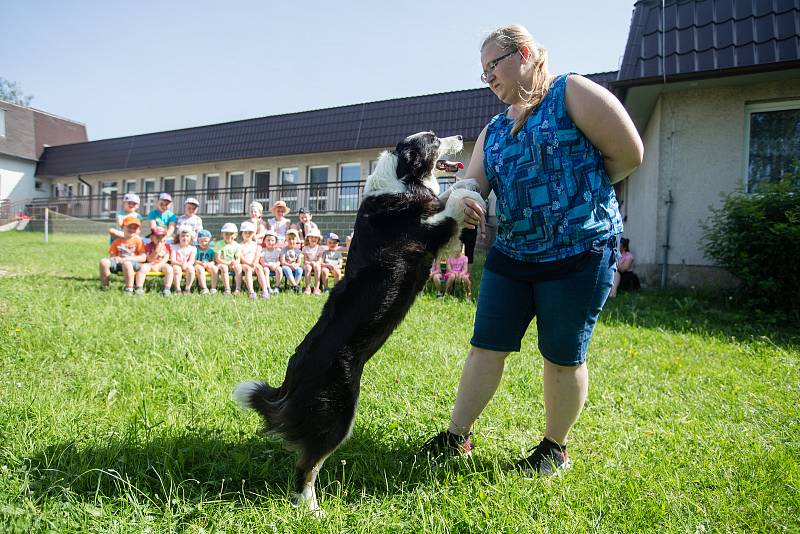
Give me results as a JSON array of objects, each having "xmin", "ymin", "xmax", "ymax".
[{"xmin": 0, "ymin": 78, "xmax": 33, "ymax": 106}]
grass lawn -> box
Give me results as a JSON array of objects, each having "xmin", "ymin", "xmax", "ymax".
[{"xmin": 0, "ymin": 231, "xmax": 797, "ymax": 532}]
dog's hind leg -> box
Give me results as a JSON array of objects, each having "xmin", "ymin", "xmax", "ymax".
[{"xmin": 292, "ymin": 451, "xmax": 332, "ymax": 516}]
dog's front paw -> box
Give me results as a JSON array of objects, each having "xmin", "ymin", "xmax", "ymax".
[{"xmin": 444, "ymin": 188, "xmax": 486, "ymax": 225}]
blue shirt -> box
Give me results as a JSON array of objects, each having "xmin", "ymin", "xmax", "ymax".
[
  {"xmin": 484, "ymin": 73, "xmax": 622, "ymax": 262},
  {"xmin": 146, "ymin": 209, "xmax": 177, "ymax": 230}
]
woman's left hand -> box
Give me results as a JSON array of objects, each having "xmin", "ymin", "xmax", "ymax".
[{"xmin": 462, "ymin": 196, "xmax": 486, "ymax": 240}]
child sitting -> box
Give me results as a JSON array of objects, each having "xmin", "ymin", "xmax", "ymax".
[
  {"xmin": 268, "ymin": 200, "xmax": 292, "ymax": 243},
  {"xmin": 280, "ymin": 229, "xmax": 303, "ymax": 293},
  {"xmin": 260, "ymin": 230, "xmax": 283, "ymax": 295},
  {"xmin": 443, "ymin": 245, "xmax": 471, "ymax": 298},
  {"xmin": 239, "ymin": 221, "xmax": 270, "ymax": 299},
  {"xmin": 320, "ymin": 232, "xmax": 343, "ymax": 293},
  {"xmin": 194, "ymin": 229, "xmax": 218, "ymax": 295},
  {"xmin": 99, "ymin": 215, "xmax": 146, "ymax": 294},
  {"xmin": 296, "ymin": 208, "xmax": 320, "ymax": 241},
  {"xmin": 429, "ymin": 257, "xmax": 445, "ymax": 297},
  {"xmin": 215, "ymin": 222, "xmax": 242, "ymax": 295},
  {"xmin": 147, "ymin": 192, "xmax": 178, "ymax": 243},
  {"xmin": 170, "ymin": 226, "xmax": 197, "ymax": 294},
  {"xmin": 302, "ymin": 228, "xmax": 324, "ymax": 295},
  {"xmin": 246, "ymin": 201, "xmax": 270, "ymax": 243},
  {"xmin": 109, "ymin": 192, "xmax": 142, "ymax": 243},
  {"xmin": 176, "ymin": 197, "xmax": 203, "ymax": 239},
  {"xmin": 134, "ymin": 226, "xmax": 173, "ymax": 296}
]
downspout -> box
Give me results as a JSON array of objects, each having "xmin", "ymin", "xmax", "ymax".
[
  {"xmin": 78, "ymin": 175, "xmax": 93, "ymax": 218},
  {"xmin": 660, "ymin": 189, "xmax": 672, "ymax": 289}
]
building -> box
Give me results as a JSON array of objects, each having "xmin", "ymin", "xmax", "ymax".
[
  {"xmin": 0, "ymin": 100, "xmax": 87, "ymax": 215},
  {"xmin": 610, "ymin": 0, "xmax": 800, "ymax": 287}
]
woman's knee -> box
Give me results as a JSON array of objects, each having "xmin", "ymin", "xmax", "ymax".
[{"xmin": 469, "ymin": 346, "xmax": 510, "ymax": 362}]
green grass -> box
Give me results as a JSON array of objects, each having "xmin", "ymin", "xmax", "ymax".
[{"xmin": 0, "ymin": 231, "xmax": 797, "ymax": 532}]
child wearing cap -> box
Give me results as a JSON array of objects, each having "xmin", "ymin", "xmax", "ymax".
[
  {"xmin": 259, "ymin": 230, "xmax": 283, "ymax": 295},
  {"xmin": 215, "ymin": 223, "xmax": 242, "ymax": 295},
  {"xmin": 109, "ymin": 192, "xmax": 142, "ymax": 243},
  {"xmin": 239, "ymin": 221, "xmax": 270, "ymax": 299},
  {"xmin": 147, "ymin": 193, "xmax": 178, "ymax": 243},
  {"xmin": 170, "ymin": 226, "xmax": 197, "ymax": 294},
  {"xmin": 194, "ymin": 229, "xmax": 218, "ymax": 294},
  {"xmin": 176, "ymin": 198, "xmax": 203, "ymax": 239},
  {"xmin": 320, "ymin": 232, "xmax": 343, "ymax": 292},
  {"xmin": 268, "ymin": 200, "xmax": 292, "ymax": 243},
  {"xmin": 246, "ymin": 201, "xmax": 270, "ymax": 243},
  {"xmin": 99, "ymin": 215, "xmax": 146, "ymax": 294},
  {"xmin": 302, "ymin": 228, "xmax": 324, "ymax": 295},
  {"xmin": 280, "ymin": 229, "xmax": 303, "ymax": 293},
  {"xmin": 134, "ymin": 226, "xmax": 173, "ymax": 296},
  {"xmin": 295, "ymin": 208, "xmax": 320, "ymax": 242}
]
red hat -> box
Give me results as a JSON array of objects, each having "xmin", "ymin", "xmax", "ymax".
[{"xmin": 150, "ymin": 227, "xmax": 167, "ymax": 237}]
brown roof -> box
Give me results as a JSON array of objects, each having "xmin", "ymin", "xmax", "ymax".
[{"xmin": 36, "ymin": 73, "xmax": 616, "ymax": 178}]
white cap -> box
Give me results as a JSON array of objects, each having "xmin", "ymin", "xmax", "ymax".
[
  {"xmin": 220, "ymin": 222, "xmax": 238, "ymax": 234},
  {"xmin": 239, "ymin": 221, "xmax": 257, "ymax": 233},
  {"xmin": 306, "ymin": 227, "xmax": 322, "ymax": 239},
  {"xmin": 177, "ymin": 224, "xmax": 194, "ymax": 235},
  {"xmin": 249, "ymin": 201, "xmax": 264, "ymax": 213},
  {"xmin": 122, "ymin": 192, "xmax": 140, "ymax": 204},
  {"xmin": 185, "ymin": 197, "xmax": 200, "ymax": 206}
]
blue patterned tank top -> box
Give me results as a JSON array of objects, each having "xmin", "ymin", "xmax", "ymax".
[{"xmin": 484, "ymin": 73, "xmax": 622, "ymax": 262}]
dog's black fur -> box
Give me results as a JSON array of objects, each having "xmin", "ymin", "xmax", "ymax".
[{"xmin": 234, "ymin": 132, "xmax": 476, "ymax": 511}]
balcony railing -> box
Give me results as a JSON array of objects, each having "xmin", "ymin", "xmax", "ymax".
[{"xmin": 22, "ymin": 178, "xmax": 457, "ymax": 219}]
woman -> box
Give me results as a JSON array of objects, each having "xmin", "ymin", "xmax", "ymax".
[
  {"xmin": 423, "ymin": 25, "xmax": 643, "ymax": 476},
  {"xmin": 610, "ymin": 237, "xmax": 635, "ymax": 297}
]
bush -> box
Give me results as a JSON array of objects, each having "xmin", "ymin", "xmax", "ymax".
[{"xmin": 702, "ymin": 176, "xmax": 800, "ymax": 314}]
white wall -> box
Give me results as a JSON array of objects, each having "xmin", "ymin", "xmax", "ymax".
[{"xmin": 0, "ymin": 155, "xmax": 40, "ymax": 204}]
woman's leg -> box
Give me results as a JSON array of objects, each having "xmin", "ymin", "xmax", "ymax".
[
  {"xmin": 448, "ymin": 347, "xmax": 510, "ymax": 435},
  {"xmin": 543, "ymin": 360, "xmax": 588, "ymax": 446}
]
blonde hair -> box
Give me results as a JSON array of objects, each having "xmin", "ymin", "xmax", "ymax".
[{"xmin": 482, "ymin": 25, "xmax": 550, "ymax": 136}]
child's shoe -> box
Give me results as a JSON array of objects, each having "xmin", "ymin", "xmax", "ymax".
[
  {"xmin": 248, "ymin": 292, "xmax": 257, "ymax": 299},
  {"xmin": 162, "ymin": 288, "xmax": 172, "ymax": 297},
  {"xmin": 224, "ymin": 289, "xmax": 232, "ymax": 295},
  {"xmin": 261, "ymin": 292, "xmax": 271, "ymax": 300},
  {"xmin": 100, "ymin": 285, "xmax": 110, "ymax": 291},
  {"xmin": 271, "ymin": 288, "xmax": 280, "ymax": 295},
  {"xmin": 313, "ymin": 288, "xmax": 322, "ymax": 295},
  {"xmin": 233, "ymin": 289, "xmax": 241, "ymax": 296},
  {"xmin": 200, "ymin": 288, "xmax": 210, "ymax": 295},
  {"xmin": 123, "ymin": 287, "xmax": 134, "ymax": 296},
  {"xmin": 209, "ymin": 288, "xmax": 217, "ymax": 294},
  {"xmin": 135, "ymin": 288, "xmax": 145, "ymax": 296},
  {"xmin": 303, "ymin": 287, "xmax": 312, "ymax": 295},
  {"xmin": 292, "ymin": 285, "xmax": 301, "ymax": 294}
]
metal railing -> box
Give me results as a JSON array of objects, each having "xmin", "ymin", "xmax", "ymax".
[{"xmin": 20, "ymin": 178, "xmax": 457, "ymax": 219}]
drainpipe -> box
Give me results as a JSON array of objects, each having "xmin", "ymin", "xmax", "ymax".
[
  {"xmin": 660, "ymin": 189, "xmax": 673, "ymax": 289},
  {"xmin": 78, "ymin": 175, "xmax": 93, "ymax": 218}
]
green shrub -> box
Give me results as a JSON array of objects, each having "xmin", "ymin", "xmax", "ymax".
[{"xmin": 702, "ymin": 176, "xmax": 800, "ymax": 313}]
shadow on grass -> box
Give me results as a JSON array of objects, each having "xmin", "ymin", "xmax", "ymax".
[
  {"xmin": 601, "ymin": 288, "xmax": 799, "ymax": 349},
  {"xmin": 27, "ymin": 425, "xmax": 500, "ymax": 507}
]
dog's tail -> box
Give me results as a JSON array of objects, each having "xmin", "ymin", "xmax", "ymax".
[{"xmin": 233, "ymin": 380, "xmax": 283, "ymax": 421}]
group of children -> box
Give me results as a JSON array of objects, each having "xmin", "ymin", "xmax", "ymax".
[
  {"xmin": 428, "ymin": 244, "xmax": 472, "ymax": 298},
  {"xmin": 100, "ymin": 193, "xmax": 347, "ymax": 298}
]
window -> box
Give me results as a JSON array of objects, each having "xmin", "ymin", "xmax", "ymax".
[
  {"xmin": 254, "ymin": 170, "xmax": 270, "ymax": 203},
  {"xmin": 183, "ymin": 175, "xmax": 197, "ymax": 194},
  {"xmin": 744, "ymin": 101, "xmax": 800, "ymax": 192},
  {"xmin": 279, "ymin": 167, "xmax": 299, "ymax": 211},
  {"xmin": 0, "ymin": 109, "xmax": 5, "ymax": 137},
  {"xmin": 100, "ymin": 181, "xmax": 118, "ymax": 214},
  {"xmin": 205, "ymin": 173, "xmax": 220, "ymax": 214},
  {"xmin": 142, "ymin": 179, "xmax": 156, "ymax": 213},
  {"xmin": 66, "ymin": 184, "xmax": 74, "ymax": 197},
  {"xmin": 308, "ymin": 166, "xmax": 329, "ymax": 212},
  {"xmin": 35, "ymin": 180, "xmax": 44, "ymax": 192},
  {"xmin": 124, "ymin": 180, "xmax": 137, "ymax": 193},
  {"xmin": 228, "ymin": 172, "xmax": 245, "ymax": 213},
  {"xmin": 78, "ymin": 182, "xmax": 89, "ymax": 196},
  {"xmin": 162, "ymin": 176, "xmax": 176, "ymax": 195},
  {"xmin": 338, "ymin": 163, "xmax": 361, "ymax": 211}
]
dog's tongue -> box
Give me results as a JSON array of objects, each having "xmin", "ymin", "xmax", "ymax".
[{"xmin": 435, "ymin": 160, "xmax": 465, "ymax": 172}]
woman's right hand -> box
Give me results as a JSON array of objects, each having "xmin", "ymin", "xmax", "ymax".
[{"xmin": 462, "ymin": 196, "xmax": 486, "ymax": 240}]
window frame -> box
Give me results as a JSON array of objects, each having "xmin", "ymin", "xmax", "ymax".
[
  {"xmin": 743, "ymin": 99, "xmax": 800, "ymax": 192},
  {"xmin": 0, "ymin": 108, "xmax": 5, "ymax": 137}
]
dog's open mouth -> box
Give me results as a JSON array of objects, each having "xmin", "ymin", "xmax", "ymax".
[{"xmin": 435, "ymin": 160, "xmax": 464, "ymax": 173}]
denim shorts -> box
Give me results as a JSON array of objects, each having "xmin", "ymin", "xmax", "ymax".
[
  {"xmin": 109, "ymin": 259, "xmax": 142, "ymax": 273},
  {"xmin": 471, "ymin": 237, "xmax": 617, "ymax": 366}
]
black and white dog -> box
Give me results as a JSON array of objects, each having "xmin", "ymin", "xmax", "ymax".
[{"xmin": 233, "ymin": 132, "xmax": 484, "ymax": 513}]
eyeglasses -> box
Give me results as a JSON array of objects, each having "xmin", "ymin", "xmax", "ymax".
[{"xmin": 481, "ymin": 49, "xmax": 518, "ymax": 83}]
